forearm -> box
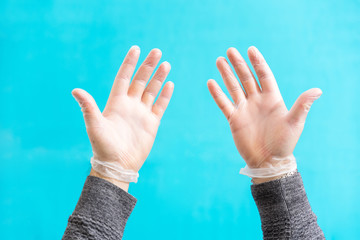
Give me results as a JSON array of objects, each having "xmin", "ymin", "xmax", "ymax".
[
  {"xmin": 62, "ymin": 176, "xmax": 136, "ymax": 240},
  {"xmin": 251, "ymin": 172, "xmax": 324, "ymax": 239}
]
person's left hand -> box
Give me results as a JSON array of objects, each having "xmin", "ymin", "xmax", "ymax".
[{"xmin": 207, "ymin": 46, "xmax": 322, "ymax": 176}]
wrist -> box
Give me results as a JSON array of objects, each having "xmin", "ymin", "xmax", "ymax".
[
  {"xmin": 251, "ymin": 175, "xmax": 285, "ymax": 184},
  {"xmin": 251, "ymin": 169, "xmax": 298, "ymax": 184},
  {"xmin": 90, "ymin": 157, "xmax": 139, "ymax": 183},
  {"xmin": 240, "ymin": 155, "xmax": 297, "ymax": 179},
  {"xmin": 90, "ymin": 168, "xmax": 130, "ymax": 192}
]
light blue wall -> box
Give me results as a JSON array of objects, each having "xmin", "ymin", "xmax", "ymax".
[{"xmin": 1, "ymin": 0, "xmax": 359, "ymax": 239}]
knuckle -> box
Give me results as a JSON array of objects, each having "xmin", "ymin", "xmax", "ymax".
[
  {"xmin": 240, "ymin": 77, "xmax": 252, "ymax": 83},
  {"xmin": 228, "ymin": 84, "xmax": 241, "ymax": 93},
  {"xmin": 213, "ymin": 88, "xmax": 223, "ymax": 99},
  {"xmin": 133, "ymin": 78, "xmax": 147, "ymax": 86},
  {"xmin": 153, "ymin": 104, "xmax": 164, "ymax": 114},
  {"xmin": 302, "ymin": 103, "xmax": 312, "ymax": 112},
  {"xmin": 81, "ymin": 102, "xmax": 92, "ymax": 112},
  {"xmin": 144, "ymin": 90, "xmax": 156, "ymax": 98},
  {"xmin": 234, "ymin": 59, "xmax": 247, "ymax": 67},
  {"xmin": 255, "ymin": 69, "xmax": 268, "ymax": 79},
  {"xmin": 116, "ymin": 76, "xmax": 128, "ymax": 82},
  {"xmin": 142, "ymin": 61, "xmax": 155, "ymax": 70},
  {"xmin": 153, "ymin": 74, "xmax": 166, "ymax": 84},
  {"xmin": 122, "ymin": 59, "xmax": 136, "ymax": 67}
]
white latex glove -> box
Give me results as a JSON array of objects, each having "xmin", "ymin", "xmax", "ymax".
[
  {"xmin": 72, "ymin": 46, "xmax": 174, "ymax": 182},
  {"xmin": 207, "ymin": 46, "xmax": 322, "ymax": 180}
]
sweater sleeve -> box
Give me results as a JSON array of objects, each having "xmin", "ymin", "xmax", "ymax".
[
  {"xmin": 251, "ymin": 172, "xmax": 325, "ymax": 240},
  {"xmin": 62, "ymin": 176, "xmax": 137, "ymax": 240}
]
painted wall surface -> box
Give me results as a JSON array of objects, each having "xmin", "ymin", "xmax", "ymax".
[{"xmin": 1, "ymin": 0, "xmax": 359, "ymax": 239}]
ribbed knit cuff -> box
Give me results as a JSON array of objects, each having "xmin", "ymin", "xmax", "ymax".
[
  {"xmin": 63, "ymin": 176, "xmax": 137, "ymax": 239},
  {"xmin": 251, "ymin": 173, "xmax": 325, "ymax": 239}
]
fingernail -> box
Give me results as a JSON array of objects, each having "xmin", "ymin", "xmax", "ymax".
[
  {"xmin": 248, "ymin": 46, "xmax": 262, "ymax": 64},
  {"xmin": 162, "ymin": 61, "xmax": 171, "ymax": 68},
  {"xmin": 249, "ymin": 46, "xmax": 257, "ymax": 53},
  {"xmin": 216, "ymin": 56, "xmax": 226, "ymax": 63},
  {"xmin": 168, "ymin": 81, "xmax": 174, "ymax": 88},
  {"xmin": 131, "ymin": 45, "xmax": 140, "ymax": 51}
]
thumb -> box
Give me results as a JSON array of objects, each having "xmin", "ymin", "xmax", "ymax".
[
  {"xmin": 288, "ymin": 88, "xmax": 322, "ymax": 124},
  {"xmin": 72, "ymin": 88, "xmax": 102, "ymax": 128}
]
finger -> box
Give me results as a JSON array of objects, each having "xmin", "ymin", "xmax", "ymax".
[
  {"xmin": 109, "ymin": 46, "xmax": 140, "ymax": 99},
  {"xmin": 227, "ymin": 47, "xmax": 261, "ymax": 95},
  {"xmin": 152, "ymin": 81, "xmax": 174, "ymax": 119},
  {"xmin": 216, "ymin": 57, "xmax": 246, "ymax": 104},
  {"xmin": 142, "ymin": 61, "xmax": 171, "ymax": 107},
  {"xmin": 248, "ymin": 46, "xmax": 279, "ymax": 93},
  {"xmin": 72, "ymin": 88, "xmax": 102, "ymax": 128},
  {"xmin": 207, "ymin": 79, "xmax": 235, "ymax": 120},
  {"xmin": 128, "ymin": 48, "xmax": 162, "ymax": 98},
  {"xmin": 288, "ymin": 88, "xmax": 322, "ymax": 124}
]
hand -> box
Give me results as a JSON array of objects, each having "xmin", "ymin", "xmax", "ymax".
[
  {"xmin": 207, "ymin": 46, "xmax": 322, "ymax": 170},
  {"xmin": 72, "ymin": 46, "xmax": 174, "ymax": 174}
]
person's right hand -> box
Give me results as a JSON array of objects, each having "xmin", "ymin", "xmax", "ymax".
[
  {"xmin": 207, "ymin": 46, "xmax": 322, "ymax": 174},
  {"xmin": 72, "ymin": 46, "xmax": 174, "ymax": 177}
]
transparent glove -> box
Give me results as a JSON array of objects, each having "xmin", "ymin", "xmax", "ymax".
[
  {"xmin": 207, "ymin": 46, "xmax": 322, "ymax": 178},
  {"xmin": 72, "ymin": 46, "xmax": 174, "ymax": 183}
]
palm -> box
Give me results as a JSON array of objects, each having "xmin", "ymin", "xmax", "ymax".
[
  {"xmin": 230, "ymin": 93, "xmax": 300, "ymax": 168},
  {"xmin": 208, "ymin": 47, "xmax": 321, "ymax": 168},
  {"xmin": 73, "ymin": 46, "xmax": 174, "ymax": 172}
]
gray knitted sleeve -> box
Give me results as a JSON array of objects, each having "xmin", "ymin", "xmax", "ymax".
[
  {"xmin": 251, "ymin": 172, "xmax": 325, "ymax": 239},
  {"xmin": 62, "ymin": 176, "xmax": 137, "ymax": 240}
]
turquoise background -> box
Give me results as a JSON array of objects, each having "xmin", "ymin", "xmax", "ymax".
[{"xmin": 1, "ymin": 0, "xmax": 359, "ymax": 239}]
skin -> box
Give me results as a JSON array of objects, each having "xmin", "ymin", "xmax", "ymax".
[
  {"xmin": 207, "ymin": 46, "xmax": 322, "ymax": 184},
  {"xmin": 72, "ymin": 46, "xmax": 174, "ymax": 191},
  {"xmin": 73, "ymin": 45, "xmax": 321, "ymax": 190}
]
